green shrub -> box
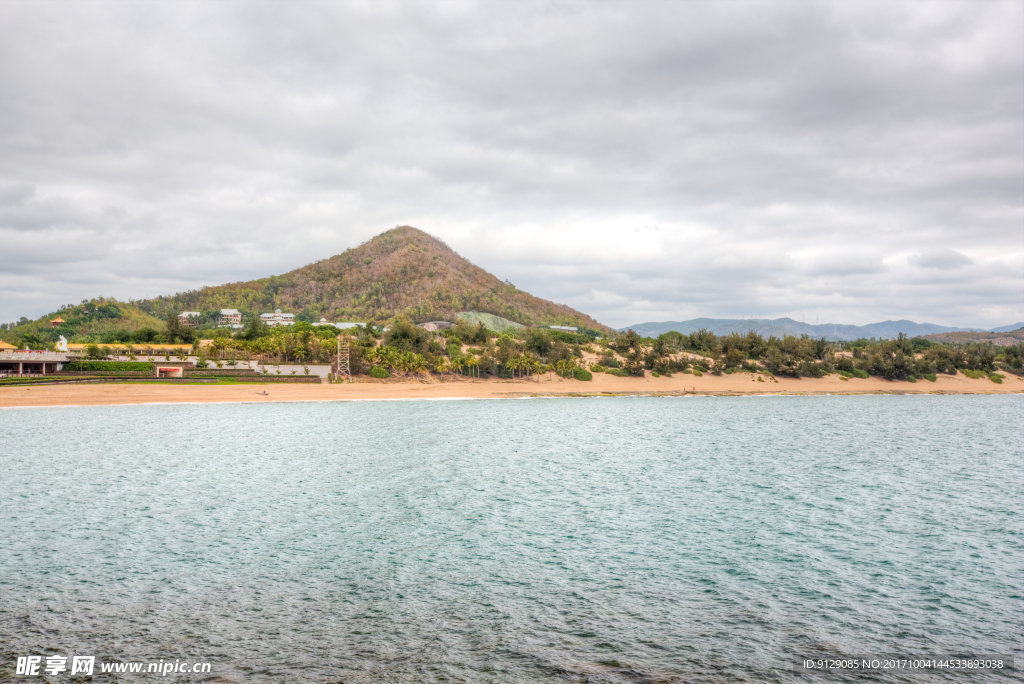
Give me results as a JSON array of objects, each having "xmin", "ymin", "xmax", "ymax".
[
  {"xmin": 573, "ymin": 367, "xmax": 593, "ymax": 381},
  {"xmin": 369, "ymin": 366, "xmax": 389, "ymax": 379},
  {"xmin": 724, "ymin": 367, "xmax": 739, "ymax": 374},
  {"xmin": 589, "ymin": 364, "xmax": 606, "ymax": 373},
  {"xmin": 65, "ymin": 361, "xmax": 154, "ymax": 372},
  {"xmin": 692, "ymin": 370, "xmax": 703, "ymax": 377},
  {"xmin": 838, "ymin": 370, "xmax": 853, "ymax": 378},
  {"xmin": 852, "ymin": 369, "xmax": 869, "ymax": 379},
  {"xmin": 683, "ymin": 369, "xmax": 693, "ymax": 374},
  {"xmin": 906, "ymin": 375, "xmax": 917, "ymax": 383},
  {"xmin": 651, "ymin": 371, "xmax": 660, "ymax": 378},
  {"xmin": 923, "ymin": 373, "xmax": 937, "ymax": 382},
  {"xmin": 962, "ymin": 369, "xmax": 985, "ymax": 379},
  {"xmin": 607, "ymin": 368, "xmax": 629, "ymax": 377},
  {"xmin": 989, "ymin": 373, "xmax": 1004, "ymax": 384}
]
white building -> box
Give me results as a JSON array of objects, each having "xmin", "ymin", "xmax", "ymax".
[
  {"xmin": 549, "ymin": 326, "xmax": 578, "ymax": 332},
  {"xmin": 260, "ymin": 309, "xmax": 295, "ymax": 328},
  {"xmin": 310, "ymin": 318, "xmax": 365, "ymax": 328},
  {"xmin": 217, "ymin": 309, "xmax": 243, "ymax": 328}
]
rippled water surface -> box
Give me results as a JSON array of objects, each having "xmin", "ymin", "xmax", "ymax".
[{"xmin": 1, "ymin": 396, "xmax": 1021, "ymax": 683}]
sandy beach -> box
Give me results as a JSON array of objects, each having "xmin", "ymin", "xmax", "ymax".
[{"xmin": 0, "ymin": 370, "xmax": 1019, "ymax": 408}]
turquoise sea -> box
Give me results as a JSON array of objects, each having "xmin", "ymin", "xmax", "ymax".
[{"xmin": 0, "ymin": 395, "xmax": 1021, "ymax": 683}]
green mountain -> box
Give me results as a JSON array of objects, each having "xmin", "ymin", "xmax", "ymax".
[
  {"xmin": 141, "ymin": 226, "xmax": 605, "ymax": 328},
  {"xmin": 1, "ymin": 226, "xmax": 607, "ymax": 346}
]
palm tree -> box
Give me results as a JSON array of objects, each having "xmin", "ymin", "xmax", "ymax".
[
  {"xmin": 466, "ymin": 356, "xmax": 479, "ymax": 381},
  {"xmin": 409, "ymin": 353, "xmax": 428, "ymax": 376},
  {"xmin": 381, "ymin": 347, "xmax": 401, "ymax": 375},
  {"xmin": 512, "ymin": 355, "xmax": 527, "ymax": 380}
]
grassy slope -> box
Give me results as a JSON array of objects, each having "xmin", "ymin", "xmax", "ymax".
[
  {"xmin": 1, "ymin": 302, "xmax": 166, "ymax": 347},
  {"xmin": 140, "ymin": 226, "xmax": 608, "ymax": 329}
]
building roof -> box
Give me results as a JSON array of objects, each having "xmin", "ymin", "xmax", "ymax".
[
  {"xmin": 50, "ymin": 317, "xmax": 65, "ymax": 323},
  {"xmin": 66, "ymin": 343, "xmax": 193, "ymax": 351},
  {"xmin": 219, "ymin": 309, "xmax": 241, "ymax": 315},
  {"xmin": 179, "ymin": 311, "xmax": 200, "ymax": 316},
  {"xmin": 0, "ymin": 340, "xmax": 17, "ymax": 350}
]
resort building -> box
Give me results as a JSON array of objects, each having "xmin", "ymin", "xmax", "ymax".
[
  {"xmin": 65, "ymin": 343, "xmax": 194, "ymax": 357},
  {"xmin": 549, "ymin": 326, "xmax": 578, "ymax": 332},
  {"xmin": 260, "ymin": 309, "xmax": 295, "ymax": 328},
  {"xmin": 178, "ymin": 312, "xmax": 201, "ymax": 326},
  {"xmin": 0, "ymin": 350, "xmax": 70, "ymax": 377},
  {"xmin": 217, "ymin": 309, "xmax": 243, "ymax": 328},
  {"xmin": 50, "ymin": 317, "xmax": 65, "ymax": 328}
]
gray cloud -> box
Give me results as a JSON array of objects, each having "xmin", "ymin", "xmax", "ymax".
[
  {"xmin": 909, "ymin": 249, "xmax": 973, "ymax": 270},
  {"xmin": 0, "ymin": 0, "xmax": 1020, "ymax": 328}
]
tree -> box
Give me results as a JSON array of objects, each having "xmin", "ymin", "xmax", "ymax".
[
  {"xmin": 239, "ymin": 314, "xmax": 270, "ymax": 341},
  {"xmin": 164, "ymin": 312, "xmax": 195, "ymax": 344}
]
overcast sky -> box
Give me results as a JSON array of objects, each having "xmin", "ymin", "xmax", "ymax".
[{"xmin": 1, "ymin": 1, "xmax": 1021, "ymax": 329}]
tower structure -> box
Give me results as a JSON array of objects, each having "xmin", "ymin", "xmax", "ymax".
[{"xmin": 336, "ymin": 336, "xmax": 351, "ymax": 380}]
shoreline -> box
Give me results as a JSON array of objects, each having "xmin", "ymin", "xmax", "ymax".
[{"xmin": 1, "ymin": 371, "xmax": 1020, "ymax": 408}]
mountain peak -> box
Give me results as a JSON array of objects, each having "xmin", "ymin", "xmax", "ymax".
[{"xmin": 144, "ymin": 226, "xmax": 606, "ymax": 329}]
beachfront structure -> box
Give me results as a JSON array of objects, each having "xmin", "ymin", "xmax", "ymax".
[
  {"xmin": 549, "ymin": 326, "xmax": 578, "ymax": 332},
  {"xmin": 217, "ymin": 309, "xmax": 242, "ymax": 328},
  {"xmin": 0, "ymin": 341, "xmax": 17, "ymax": 351},
  {"xmin": 260, "ymin": 309, "xmax": 295, "ymax": 328},
  {"xmin": 65, "ymin": 343, "xmax": 193, "ymax": 357},
  {"xmin": 178, "ymin": 312, "xmax": 201, "ymax": 327},
  {"xmin": 0, "ymin": 350, "xmax": 70, "ymax": 376}
]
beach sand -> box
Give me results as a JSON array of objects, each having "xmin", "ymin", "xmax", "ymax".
[{"xmin": 0, "ymin": 370, "xmax": 1020, "ymax": 408}]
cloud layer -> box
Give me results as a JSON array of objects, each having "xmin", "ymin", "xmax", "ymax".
[{"xmin": 0, "ymin": 1, "xmax": 1021, "ymax": 328}]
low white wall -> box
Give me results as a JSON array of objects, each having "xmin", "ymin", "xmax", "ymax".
[
  {"xmin": 107, "ymin": 356, "xmax": 332, "ymax": 379},
  {"xmin": 252, "ymin": 363, "xmax": 332, "ymax": 379}
]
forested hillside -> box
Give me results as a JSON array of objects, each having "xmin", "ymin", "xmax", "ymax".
[
  {"xmin": 139, "ymin": 226, "xmax": 605, "ymax": 329},
  {"xmin": 0, "ymin": 226, "xmax": 607, "ymax": 347}
]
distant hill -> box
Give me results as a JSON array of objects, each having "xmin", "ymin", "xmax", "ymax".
[
  {"xmin": 923, "ymin": 328, "xmax": 1024, "ymax": 346},
  {"xmin": 138, "ymin": 225, "xmax": 605, "ymax": 328},
  {"xmin": 621, "ymin": 317, "xmax": 1019, "ymax": 341},
  {"xmin": 1, "ymin": 227, "xmax": 608, "ymax": 347}
]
